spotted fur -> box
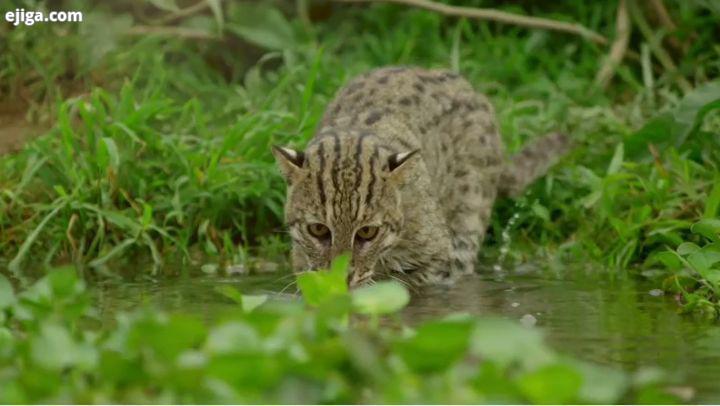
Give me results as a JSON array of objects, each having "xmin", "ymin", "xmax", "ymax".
[{"xmin": 273, "ymin": 67, "xmax": 569, "ymax": 286}]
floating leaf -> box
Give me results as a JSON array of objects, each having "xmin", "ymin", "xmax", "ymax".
[
  {"xmin": 471, "ymin": 318, "xmax": 554, "ymax": 370},
  {"xmin": 30, "ymin": 322, "xmax": 98, "ymax": 371},
  {"xmin": 518, "ymin": 363, "xmax": 583, "ymax": 404},
  {"xmin": 395, "ymin": 319, "xmax": 474, "ymax": 373},
  {"xmin": 215, "ymin": 284, "xmax": 244, "ymax": 304},
  {"xmin": 242, "ymin": 295, "xmax": 268, "ymax": 313},
  {"xmin": 205, "ymin": 321, "xmax": 261, "ymax": 355},
  {"xmin": 572, "ymin": 360, "xmax": 628, "ymax": 404},
  {"xmin": 351, "ymin": 281, "xmax": 409, "ymax": 315},
  {"xmin": 297, "ymin": 255, "xmax": 349, "ymax": 306}
]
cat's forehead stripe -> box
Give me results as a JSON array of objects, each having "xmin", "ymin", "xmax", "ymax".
[
  {"xmin": 316, "ymin": 141, "xmax": 326, "ymax": 207},
  {"xmin": 352, "ymin": 133, "xmax": 366, "ymax": 219},
  {"xmin": 306, "ymin": 132, "xmax": 382, "ymax": 224}
]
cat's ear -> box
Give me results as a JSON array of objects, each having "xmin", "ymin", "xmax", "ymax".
[
  {"xmin": 386, "ymin": 149, "xmax": 420, "ymax": 182},
  {"xmin": 272, "ymin": 145, "xmax": 305, "ymax": 181}
]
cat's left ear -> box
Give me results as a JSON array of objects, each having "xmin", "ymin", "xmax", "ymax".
[
  {"xmin": 272, "ymin": 145, "xmax": 306, "ymax": 181},
  {"xmin": 386, "ymin": 149, "xmax": 420, "ymax": 182}
]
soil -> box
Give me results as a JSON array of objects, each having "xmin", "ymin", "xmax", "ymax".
[{"xmin": 0, "ymin": 103, "xmax": 48, "ymax": 155}]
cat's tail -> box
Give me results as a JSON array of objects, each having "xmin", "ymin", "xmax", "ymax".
[{"xmin": 497, "ymin": 132, "xmax": 571, "ymax": 198}]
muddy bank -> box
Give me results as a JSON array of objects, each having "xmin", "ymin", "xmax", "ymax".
[{"xmin": 0, "ymin": 104, "xmax": 47, "ymax": 155}]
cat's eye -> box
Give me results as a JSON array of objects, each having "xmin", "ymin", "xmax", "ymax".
[
  {"xmin": 307, "ymin": 223, "xmax": 331, "ymax": 239},
  {"xmin": 356, "ymin": 225, "xmax": 379, "ymax": 241}
]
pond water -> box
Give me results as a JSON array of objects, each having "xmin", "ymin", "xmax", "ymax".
[{"xmin": 93, "ymin": 268, "xmax": 720, "ymax": 403}]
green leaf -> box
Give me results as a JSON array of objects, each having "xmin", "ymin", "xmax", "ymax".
[
  {"xmin": 128, "ymin": 314, "xmax": 207, "ymax": 361},
  {"xmin": 650, "ymin": 250, "xmax": 682, "ymax": 270},
  {"xmin": 691, "ymin": 219, "xmax": 720, "ymax": 242},
  {"xmin": 704, "ymin": 175, "xmax": 720, "ymax": 219},
  {"xmin": 677, "ymin": 242, "xmax": 701, "ymax": 256},
  {"xmin": 395, "ymin": 319, "xmax": 474, "ymax": 373},
  {"xmin": 470, "ymin": 319, "xmax": 554, "ymax": 370},
  {"xmin": 8, "ymin": 203, "xmax": 65, "ymax": 274},
  {"xmin": 242, "ymin": 295, "xmax": 268, "ymax": 313},
  {"xmin": 0, "ymin": 274, "xmax": 14, "ymax": 310},
  {"xmin": 518, "ymin": 363, "xmax": 583, "ymax": 404},
  {"xmin": 206, "ymin": 0, "xmax": 224, "ymax": 31},
  {"xmin": 205, "ymin": 321, "xmax": 261, "ymax": 355},
  {"xmin": 624, "ymin": 114, "xmax": 679, "ymax": 158},
  {"xmin": 531, "ymin": 201, "xmax": 550, "ymax": 222},
  {"xmin": 686, "ymin": 251, "xmax": 720, "ymax": 285},
  {"xmin": 625, "ymin": 80, "xmax": 720, "ymax": 157},
  {"xmin": 673, "ymin": 81, "xmax": 720, "ymax": 146},
  {"xmin": 226, "ymin": 3, "xmax": 297, "ymax": 50},
  {"xmin": 215, "ymin": 285, "xmax": 244, "ymax": 304},
  {"xmin": 351, "ymin": 281, "xmax": 409, "ymax": 315},
  {"xmin": 297, "ymin": 255, "xmax": 349, "ymax": 306},
  {"xmin": 30, "ymin": 322, "xmax": 98, "ymax": 371},
  {"xmin": 572, "ymin": 360, "xmax": 628, "ymax": 404},
  {"xmin": 101, "ymin": 137, "xmax": 120, "ymax": 173},
  {"xmin": 607, "ymin": 142, "xmax": 624, "ymax": 175},
  {"xmin": 141, "ymin": 203, "xmax": 153, "ymax": 229}
]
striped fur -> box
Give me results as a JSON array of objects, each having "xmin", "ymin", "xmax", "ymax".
[{"xmin": 273, "ymin": 67, "xmax": 569, "ymax": 286}]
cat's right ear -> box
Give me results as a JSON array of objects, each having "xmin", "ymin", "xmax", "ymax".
[{"xmin": 272, "ymin": 145, "xmax": 306, "ymax": 181}]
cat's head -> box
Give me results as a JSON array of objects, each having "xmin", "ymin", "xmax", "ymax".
[{"xmin": 273, "ymin": 130, "xmax": 419, "ymax": 286}]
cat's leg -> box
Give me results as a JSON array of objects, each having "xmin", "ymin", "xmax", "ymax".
[{"xmin": 441, "ymin": 102, "xmax": 504, "ymax": 275}]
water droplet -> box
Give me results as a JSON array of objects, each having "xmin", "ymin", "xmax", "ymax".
[
  {"xmin": 494, "ymin": 200, "xmax": 526, "ymax": 271},
  {"xmin": 520, "ymin": 313, "xmax": 537, "ymax": 327}
]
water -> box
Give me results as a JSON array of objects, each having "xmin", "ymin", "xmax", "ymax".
[{"xmin": 93, "ymin": 269, "xmax": 720, "ymax": 403}]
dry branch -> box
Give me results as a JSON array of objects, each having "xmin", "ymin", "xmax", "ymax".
[
  {"xmin": 152, "ymin": 1, "xmax": 210, "ymax": 25},
  {"xmin": 333, "ymin": 0, "xmax": 608, "ymax": 45},
  {"xmin": 648, "ymin": 0, "xmax": 684, "ymax": 53},
  {"xmin": 628, "ymin": 0, "xmax": 692, "ymax": 92},
  {"xmin": 125, "ymin": 25, "xmax": 219, "ymax": 40},
  {"xmin": 595, "ymin": 0, "xmax": 631, "ymax": 88}
]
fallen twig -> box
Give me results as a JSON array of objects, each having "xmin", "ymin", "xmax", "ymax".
[
  {"xmin": 648, "ymin": 0, "xmax": 684, "ymax": 53},
  {"xmin": 125, "ymin": 25, "xmax": 219, "ymax": 40},
  {"xmin": 595, "ymin": 0, "xmax": 631, "ymax": 88},
  {"xmin": 333, "ymin": 0, "xmax": 608, "ymax": 45},
  {"xmin": 152, "ymin": 1, "xmax": 210, "ymax": 26},
  {"xmin": 628, "ymin": 0, "xmax": 692, "ymax": 93}
]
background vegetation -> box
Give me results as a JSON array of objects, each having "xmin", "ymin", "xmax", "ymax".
[{"xmin": 0, "ymin": 0, "xmax": 718, "ymax": 402}]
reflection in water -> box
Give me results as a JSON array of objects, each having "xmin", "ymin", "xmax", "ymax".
[{"xmin": 93, "ymin": 270, "xmax": 720, "ymax": 403}]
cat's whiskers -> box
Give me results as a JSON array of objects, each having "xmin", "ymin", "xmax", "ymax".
[{"xmin": 279, "ymin": 279, "xmax": 299, "ymax": 295}]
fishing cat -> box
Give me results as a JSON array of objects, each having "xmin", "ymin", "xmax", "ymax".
[{"xmin": 273, "ymin": 67, "xmax": 568, "ymax": 286}]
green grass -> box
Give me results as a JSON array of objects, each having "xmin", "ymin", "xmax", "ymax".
[
  {"xmin": 2, "ymin": 0, "xmax": 718, "ymax": 312},
  {"xmin": 1, "ymin": 0, "xmax": 719, "ymax": 402}
]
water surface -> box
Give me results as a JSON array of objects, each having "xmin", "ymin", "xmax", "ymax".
[{"xmin": 94, "ymin": 269, "xmax": 720, "ymax": 403}]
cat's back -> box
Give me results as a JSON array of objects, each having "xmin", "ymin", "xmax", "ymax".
[
  {"xmin": 321, "ymin": 67, "xmax": 491, "ymax": 137},
  {"xmin": 319, "ymin": 67, "xmax": 502, "ymax": 183}
]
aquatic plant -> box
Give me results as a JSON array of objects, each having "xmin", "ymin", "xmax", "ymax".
[{"xmin": 0, "ymin": 259, "xmax": 681, "ymax": 403}]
